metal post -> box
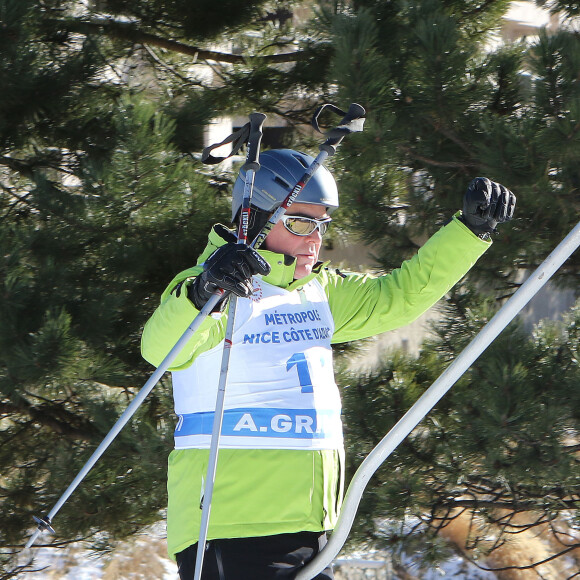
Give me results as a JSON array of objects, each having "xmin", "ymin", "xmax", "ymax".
[{"xmin": 296, "ymin": 221, "xmax": 580, "ymax": 580}]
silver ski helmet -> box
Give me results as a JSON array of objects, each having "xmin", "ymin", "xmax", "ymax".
[{"xmin": 231, "ymin": 149, "xmax": 339, "ymax": 223}]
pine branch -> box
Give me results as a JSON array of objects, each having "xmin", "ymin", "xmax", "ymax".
[
  {"xmin": 0, "ymin": 155, "xmax": 36, "ymax": 177},
  {"xmin": 398, "ymin": 146, "xmax": 479, "ymax": 170},
  {"xmin": 437, "ymin": 497, "xmax": 580, "ymax": 511},
  {"xmin": 430, "ymin": 122, "xmax": 475, "ymax": 157},
  {"xmin": 0, "ymin": 154, "xmax": 76, "ymax": 180},
  {"xmin": 142, "ymin": 44, "xmax": 205, "ymax": 86},
  {"xmin": 461, "ymin": 0, "xmax": 506, "ymax": 19},
  {"xmin": 5, "ymin": 533, "xmax": 98, "ymax": 551},
  {"xmin": 44, "ymin": 17, "xmax": 304, "ymax": 64},
  {"xmin": 493, "ymin": 512, "xmax": 549, "ymax": 532},
  {"xmin": 0, "ymin": 399, "xmax": 100, "ymax": 441},
  {"xmin": 0, "ymin": 561, "xmax": 47, "ymax": 580},
  {"xmin": 464, "ymin": 542, "xmax": 580, "ymax": 573}
]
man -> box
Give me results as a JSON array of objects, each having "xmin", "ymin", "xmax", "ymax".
[{"xmin": 141, "ymin": 149, "xmax": 516, "ymax": 579}]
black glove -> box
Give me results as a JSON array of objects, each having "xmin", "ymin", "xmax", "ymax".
[
  {"xmin": 462, "ymin": 177, "xmax": 516, "ymax": 235},
  {"xmin": 188, "ymin": 244, "xmax": 271, "ymax": 311}
]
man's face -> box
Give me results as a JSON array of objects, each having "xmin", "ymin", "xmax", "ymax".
[{"xmin": 263, "ymin": 202, "xmax": 329, "ymax": 280}]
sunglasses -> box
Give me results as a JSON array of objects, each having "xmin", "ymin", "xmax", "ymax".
[{"xmin": 280, "ymin": 215, "xmax": 332, "ymax": 236}]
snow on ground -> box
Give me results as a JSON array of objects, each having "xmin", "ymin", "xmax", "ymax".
[
  {"xmin": 18, "ymin": 526, "xmax": 499, "ymax": 580},
  {"xmin": 22, "ymin": 546, "xmax": 497, "ymax": 580},
  {"xmin": 18, "ymin": 522, "xmax": 178, "ymax": 579},
  {"xmin": 333, "ymin": 548, "xmax": 497, "ymax": 580}
]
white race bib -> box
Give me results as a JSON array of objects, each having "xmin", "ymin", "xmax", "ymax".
[{"xmin": 172, "ymin": 278, "xmax": 342, "ymax": 450}]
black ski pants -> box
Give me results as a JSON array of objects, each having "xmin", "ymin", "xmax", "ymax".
[{"xmin": 176, "ymin": 531, "xmax": 334, "ymax": 580}]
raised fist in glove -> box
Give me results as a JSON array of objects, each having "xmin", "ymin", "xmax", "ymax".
[
  {"xmin": 188, "ymin": 244, "xmax": 271, "ymax": 311},
  {"xmin": 462, "ymin": 177, "xmax": 516, "ymax": 235}
]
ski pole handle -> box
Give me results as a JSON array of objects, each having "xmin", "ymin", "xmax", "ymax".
[
  {"xmin": 243, "ymin": 112, "xmax": 267, "ymax": 172},
  {"xmin": 237, "ymin": 113, "xmax": 266, "ymax": 245}
]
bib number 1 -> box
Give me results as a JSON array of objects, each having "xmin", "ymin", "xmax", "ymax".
[{"xmin": 286, "ymin": 352, "xmax": 314, "ymax": 393}]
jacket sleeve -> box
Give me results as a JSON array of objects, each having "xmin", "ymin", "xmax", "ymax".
[
  {"xmin": 140, "ymin": 265, "xmax": 227, "ymax": 370},
  {"xmin": 322, "ymin": 216, "xmax": 491, "ymax": 344}
]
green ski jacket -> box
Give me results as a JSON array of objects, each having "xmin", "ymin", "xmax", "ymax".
[{"xmin": 141, "ymin": 215, "xmax": 490, "ymax": 559}]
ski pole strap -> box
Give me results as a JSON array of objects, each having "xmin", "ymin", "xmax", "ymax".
[
  {"xmin": 201, "ymin": 123, "xmax": 252, "ymax": 165},
  {"xmin": 312, "ymin": 103, "xmax": 366, "ymax": 154}
]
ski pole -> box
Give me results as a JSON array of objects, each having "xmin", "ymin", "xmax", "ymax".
[
  {"xmin": 193, "ymin": 102, "xmax": 366, "ymax": 579},
  {"xmin": 296, "ymin": 220, "xmax": 580, "ymax": 580},
  {"xmin": 23, "ymin": 112, "xmax": 267, "ymax": 551},
  {"xmin": 193, "ymin": 111, "xmax": 266, "ymax": 579},
  {"xmin": 23, "ymin": 290, "xmax": 224, "ymax": 549}
]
